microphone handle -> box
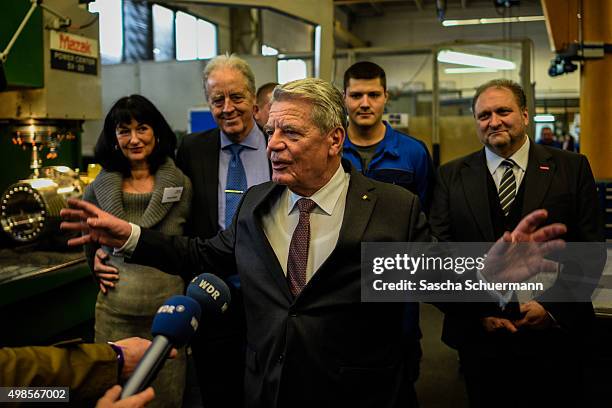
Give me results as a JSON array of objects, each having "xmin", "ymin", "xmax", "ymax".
[{"xmin": 120, "ymin": 335, "xmax": 172, "ymax": 399}]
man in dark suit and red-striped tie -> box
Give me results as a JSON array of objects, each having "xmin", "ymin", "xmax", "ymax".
[{"xmin": 429, "ymin": 79, "xmax": 605, "ymax": 407}]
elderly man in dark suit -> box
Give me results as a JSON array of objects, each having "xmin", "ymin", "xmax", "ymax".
[
  {"xmin": 429, "ymin": 79, "xmax": 605, "ymax": 407},
  {"xmin": 166, "ymin": 54, "xmax": 270, "ymax": 408},
  {"xmin": 62, "ymin": 78, "xmax": 567, "ymax": 408}
]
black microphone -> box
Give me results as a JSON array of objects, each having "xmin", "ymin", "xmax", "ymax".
[
  {"xmin": 120, "ymin": 295, "xmax": 201, "ymax": 399},
  {"xmin": 186, "ymin": 273, "xmax": 232, "ymax": 316}
]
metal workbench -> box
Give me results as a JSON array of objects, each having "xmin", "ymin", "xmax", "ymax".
[{"xmin": 0, "ymin": 247, "xmax": 97, "ymax": 347}]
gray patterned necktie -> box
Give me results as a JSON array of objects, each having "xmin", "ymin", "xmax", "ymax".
[{"xmin": 498, "ymin": 159, "xmax": 516, "ymax": 217}]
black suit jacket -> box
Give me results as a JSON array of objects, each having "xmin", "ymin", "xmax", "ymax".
[
  {"xmin": 131, "ymin": 161, "xmax": 430, "ymax": 408},
  {"xmin": 429, "ymin": 142, "xmax": 605, "ymax": 348},
  {"xmin": 175, "ymin": 128, "xmax": 223, "ymax": 239}
]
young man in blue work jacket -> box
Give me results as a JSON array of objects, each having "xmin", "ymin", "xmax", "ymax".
[
  {"xmin": 342, "ymin": 61, "xmax": 435, "ymax": 405},
  {"xmin": 342, "ymin": 61, "xmax": 434, "ymax": 209}
]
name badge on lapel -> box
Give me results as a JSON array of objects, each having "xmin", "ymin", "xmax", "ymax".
[{"xmin": 162, "ymin": 187, "xmax": 183, "ymax": 203}]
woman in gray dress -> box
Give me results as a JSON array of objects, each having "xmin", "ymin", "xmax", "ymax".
[{"xmin": 84, "ymin": 95, "xmax": 192, "ymax": 408}]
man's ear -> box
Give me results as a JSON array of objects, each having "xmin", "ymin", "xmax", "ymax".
[
  {"xmin": 253, "ymin": 103, "xmax": 260, "ymax": 119},
  {"xmin": 328, "ymin": 127, "xmax": 345, "ymax": 157}
]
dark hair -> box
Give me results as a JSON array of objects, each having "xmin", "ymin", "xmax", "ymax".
[
  {"xmin": 343, "ymin": 61, "xmax": 387, "ymax": 91},
  {"xmin": 471, "ymin": 79, "xmax": 527, "ymax": 114},
  {"xmin": 256, "ymin": 82, "xmax": 278, "ymax": 106},
  {"xmin": 94, "ymin": 95, "xmax": 176, "ymax": 176}
]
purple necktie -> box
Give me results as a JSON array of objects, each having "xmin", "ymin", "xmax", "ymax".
[{"xmin": 287, "ymin": 198, "xmax": 317, "ymax": 297}]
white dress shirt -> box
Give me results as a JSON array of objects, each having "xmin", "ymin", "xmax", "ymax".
[
  {"xmin": 485, "ymin": 135, "xmax": 530, "ymax": 191},
  {"xmin": 261, "ymin": 164, "xmax": 350, "ymax": 283}
]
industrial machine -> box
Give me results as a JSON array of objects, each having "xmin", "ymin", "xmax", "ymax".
[
  {"xmin": 1, "ymin": 165, "xmax": 84, "ymax": 243},
  {"xmin": 0, "ymin": 0, "xmax": 101, "ymax": 347},
  {"xmin": 0, "ymin": 0, "xmax": 101, "ymax": 246}
]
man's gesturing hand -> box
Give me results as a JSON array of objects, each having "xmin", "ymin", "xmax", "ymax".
[
  {"xmin": 482, "ymin": 209, "xmax": 566, "ymax": 283},
  {"xmin": 60, "ymin": 198, "xmax": 132, "ymax": 249}
]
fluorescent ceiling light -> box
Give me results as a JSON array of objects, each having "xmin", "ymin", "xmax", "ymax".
[
  {"xmin": 444, "ymin": 67, "xmax": 498, "ymax": 74},
  {"xmin": 443, "ymin": 16, "xmax": 545, "ymax": 27},
  {"xmin": 534, "ymin": 114, "xmax": 555, "ymax": 122},
  {"xmin": 437, "ymin": 50, "xmax": 516, "ymax": 70}
]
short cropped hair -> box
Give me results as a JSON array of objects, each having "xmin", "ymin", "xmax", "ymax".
[
  {"xmin": 343, "ymin": 61, "xmax": 387, "ymax": 91},
  {"xmin": 256, "ymin": 82, "xmax": 278, "ymax": 106},
  {"xmin": 273, "ymin": 78, "xmax": 348, "ymax": 133},
  {"xmin": 94, "ymin": 95, "xmax": 176, "ymax": 176},
  {"xmin": 472, "ymin": 79, "xmax": 527, "ymax": 114},
  {"xmin": 202, "ymin": 53, "xmax": 256, "ymax": 99}
]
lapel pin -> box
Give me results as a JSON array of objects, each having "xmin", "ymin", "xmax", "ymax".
[
  {"xmin": 362, "ymin": 194, "xmax": 369, "ymax": 201},
  {"xmin": 539, "ymin": 165, "xmax": 550, "ymax": 171}
]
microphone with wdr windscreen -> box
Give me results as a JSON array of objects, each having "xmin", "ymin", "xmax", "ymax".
[
  {"xmin": 120, "ymin": 295, "xmax": 201, "ymax": 399},
  {"xmin": 186, "ymin": 273, "xmax": 231, "ymax": 316}
]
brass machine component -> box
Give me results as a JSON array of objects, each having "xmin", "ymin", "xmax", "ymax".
[
  {"xmin": 11, "ymin": 120, "xmax": 76, "ymax": 177},
  {"xmin": 1, "ymin": 120, "xmax": 82, "ymax": 243},
  {"xmin": 1, "ymin": 166, "xmax": 84, "ymax": 243}
]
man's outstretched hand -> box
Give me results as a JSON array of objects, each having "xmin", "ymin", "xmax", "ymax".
[
  {"xmin": 507, "ymin": 208, "xmax": 567, "ymax": 244},
  {"xmin": 482, "ymin": 209, "xmax": 566, "ymax": 283},
  {"xmin": 60, "ymin": 198, "xmax": 132, "ymax": 249}
]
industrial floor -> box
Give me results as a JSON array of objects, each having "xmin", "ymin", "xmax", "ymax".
[{"xmin": 416, "ymin": 304, "xmax": 469, "ymax": 408}]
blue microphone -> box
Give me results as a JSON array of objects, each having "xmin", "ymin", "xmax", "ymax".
[
  {"xmin": 121, "ymin": 295, "xmax": 201, "ymax": 398},
  {"xmin": 187, "ymin": 273, "xmax": 231, "ymax": 316}
]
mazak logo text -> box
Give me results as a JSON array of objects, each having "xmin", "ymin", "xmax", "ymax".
[{"xmin": 59, "ymin": 34, "xmax": 92, "ymax": 55}]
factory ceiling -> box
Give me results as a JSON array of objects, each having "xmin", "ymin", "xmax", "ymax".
[{"xmin": 334, "ymin": 0, "xmax": 543, "ymax": 19}]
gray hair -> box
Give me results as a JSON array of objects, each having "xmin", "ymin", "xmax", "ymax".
[
  {"xmin": 472, "ymin": 79, "xmax": 527, "ymax": 114},
  {"xmin": 272, "ymin": 78, "xmax": 348, "ymax": 133},
  {"xmin": 202, "ymin": 53, "xmax": 256, "ymax": 99}
]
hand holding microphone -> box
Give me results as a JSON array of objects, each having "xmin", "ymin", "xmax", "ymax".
[
  {"xmin": 120, "ymin": 295, "xmax": 201, "ymax": 399},
  {"xmin": 120, "ymin": 274, "xmax": 231, "ymax": 400}
]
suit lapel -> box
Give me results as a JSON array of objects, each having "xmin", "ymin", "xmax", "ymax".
[
  {"xmin": 250, "ymin": 182, "xmax": 294, "ymax": 302},
  {"xmin": 202, "ymin": 129, "xmax": 221, "ymax": 231},
  {"xmin": 521, "ymin": 142, "xmax": 555, "ymax": 216},
  {"xmin": 460, "ymin": 150, "xmax": 496, "ymax": 241},
  {"xmin": 336, "ymin": 163, "xmax": 377, "ymax": 247},
  {"xmin": 262, "ymin": 128, "xmax": 273, "ymax": 179},
  {"xmin": 300, "ymin": 162, "xmax": 377, "ymax": 296}
]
